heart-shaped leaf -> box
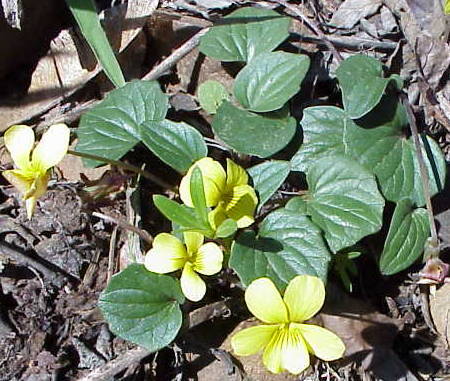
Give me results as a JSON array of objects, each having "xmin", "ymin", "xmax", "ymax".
[
  {"xmin": 141, "ymin": 120, "xmax": 207, "ymax": 173},
  {"xmin": 76, "ymin": 80, "xmax": 169, "ymax": 167},
  {"xmin": 98, "ymin": 264, "xmax": 184, "ymax": 352},
  {"xmin": 212, "ymin": 101, "xmax": 296, "ymax": 157},
  {"xmin": 336, "ymin": 55, "xmax": 391, "ymax": 119},
  {"xmin": 199, "ymin": 7, "xmax": 290, "ymax": 62},
  {"xmin": 305, "ymin": 156, "xmax": 385, "ymax": 253},
  {"xmin": 291, "ymin": 105, "xmax": 446, "ymax": 206},
  {"xmin": 379, "ymin": 200, "xmax": 430, "ymax": 275},
  {"xmin": 197, "ymin": 80, "xmax": 230, "ymax": 114},
  {"xmin": 229, "ymin": 207, "xmax": 331, "ymax": 290},
  {"xmin": 248, "ymin": 160, "xmax": 290, "ymax": 210},
  {"xmin": 234, "ymin": 52, "xmax": 310, "ymax": 112}
]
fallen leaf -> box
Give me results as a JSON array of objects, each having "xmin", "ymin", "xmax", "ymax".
[
  {"xmin": 430, "ymin": 283, "xmax": 450, "ymax": 348},
  {"xmin": 330, "ymin": 0, "xmax": 382, "ymax": 29}
]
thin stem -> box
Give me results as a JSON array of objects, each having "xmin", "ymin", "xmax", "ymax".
[
  {"xmin": 67, "ymin": 149, "xmax": 173, "ymax": 190},
  {"xmin": 93, "ymin": 212, "xmax": 153, "ymax": 245},
  {"xmin": 400, "ymin": 94, "xmax": 439, "ymax": 257}
]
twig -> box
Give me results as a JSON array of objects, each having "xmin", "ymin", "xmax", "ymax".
[
  {"xmin": 92, "ymin": 212, "xmax": 153, "ymax": 245},
  {"xmin": 78, "ymin": 300, "xmax": 234, "ymax": 381},
  {"xmin": 107, "ymin": 226, "xmax": 118, "ymax": 284},
  {"xmin": 0, "ymin": 242, "xmax": 72, "ymax": 284},
  {"xmin": 269, "ymin": 0, "xmax": 343, "ymax": 62},
  {"xmin": 400, "ymin": 93, "xmax": 438, "ymax": 252},
  {"xmin": 67, "ymin": 150, "xmax": 173, "ymax": 190},
  {"xmin": 143, "ymin": 28, "xmax": 209, "ymax": 81}
]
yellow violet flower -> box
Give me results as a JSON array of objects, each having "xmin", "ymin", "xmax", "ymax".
[
  {"xmin": 144, "ymin": 232, "xmax": 223, "ymax": 302},
  {"xmin": 179, "ymin": 157, "xmax": 258, "ymax": 228},
  {"xmin": 2, "ymin": 124, "xmax": 70, "ymax": 219},
  {"xmin": 231, "ymin": 275, "xmax": 345, "ymax": 375}
]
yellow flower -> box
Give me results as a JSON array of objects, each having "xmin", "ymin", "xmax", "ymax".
[
  {"xmin": 144, "ymin": 232, "xmax": 223, "ymax": 302},
  {"xmin": 2, "ymin": 124, "xmax": 70, "ymax": 219},
  {"xmin": 231, "ymin": 275, "xmax": 345, "ymax": 375},
  {"xmin": 179, "ymin": 158, "xmax": 258, "ymax": 228},
  {"xmin": 445, "ymin": 0, "xmax": 450, "ymax": 14}
]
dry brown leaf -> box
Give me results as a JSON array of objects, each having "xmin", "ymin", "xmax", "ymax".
[
  {"xmin": 330, "ymin": 0, "xmax": 382, "ymax": 29},
  {"xmin": 430, "ymin": 282, "xmax": 450, "ymax": 348}
]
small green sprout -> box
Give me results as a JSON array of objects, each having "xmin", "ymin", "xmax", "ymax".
[
  {"xmin": 144, "ymin": 232, "xmax": 223, "ymax": 302},
  {"xmin": 231, "ymin": 275, "xmax": 345, "ymax": 375},
  {"xmin": 2, "ymin": 124, "xmax": 70, "ymax": 219},
  {"xmin": 180, "ymin": 158, "xmax": 258, "ymax": 228}
]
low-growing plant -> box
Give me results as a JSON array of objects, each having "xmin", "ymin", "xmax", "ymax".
[{"xmin": 2, "ymin": 5, "xmax": 447, "ymax": 375}]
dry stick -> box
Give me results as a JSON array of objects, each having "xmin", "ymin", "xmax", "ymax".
[
  {"xmin": 142, "ymin": 27, "xmax": 209, "ymax": 81},
  {"xmin": 400, "ymin": 94, "xmax": 439, "ymax": 251},
  {"xmin": 92, "ymin": 212, "xmax": 153, "ymax": 245},
  {"xmin": 107, "ymin": 226, "xmax": 118, "ymax": 284},
  {"xmin": 269, "ymin": 0, "xmax": 343, "ymax": 62},
  {"xmin": 78, "ymin": 300, "xmax": 232, "ymax": 381},
  {"xmin": 67, "ymin": 150, "xmax": 172, "ymax": 190}
]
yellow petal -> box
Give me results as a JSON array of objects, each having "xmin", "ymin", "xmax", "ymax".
[
  {"xmin": 26, "ymin": 197, "xmax": 38, "ymax": 220},
  {"xmin": 2, "ymin": 169, "xmax": 34, "ymax": 195},
  {"xmin": 245, "ymin": 278, "xmax": 288, "ymax": 324},
  {"xmin": 263, "ymin": 327, "xmax": 310, "ymax": 375},
  {"xmin": 224, "ymin": 185, "xmax": 258, "ymax": 228},
  {"xmin": 179, "ymin": 157, "xmax": 226, "ymax": 207},
  {"xmin": 226, "ymin": 159, "xmax": 248, "ymax": 190},
  {"xmin": 231, "ymin": 324, "xmax": 278, "ymax": 356},
  {"xmin": 32, "ymin": 124, "xmax": 70, "ymax": 172},
  {"xmin": 4, "ymin": 125, "xmax": 35, "ymax": 170},
  {"xmin": 184, "ymin": 232, "xmax": 204, "ymax": 256},
  {"xmin": 144, "ymin": 233, "xmax": 187, "ymax": 273},
  {"xmin": 180, "ymin": 262, "xmax": 206, "ymax": 302},
  {"xmin": 193, "ymin": 242, "xmax": 223, "ymax": 275},
  {"xmin": 208, "ymin": 203, "xmax": 227, "ymax": 230},
  {"xmin": 297, "ymin": 323, "xmax": 345, "ymax": 361},
  {"xmin": 283, "ymin": 275, "xmax": 325, "ymax": 322}
]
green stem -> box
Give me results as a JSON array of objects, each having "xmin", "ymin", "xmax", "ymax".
[
  {"xmin": 67, "ymin": 149, "xmax": 174, "ymax": 190},
  {"xmin": 400, "ymin": 94, "xmax": 439, "ymax": 259}
]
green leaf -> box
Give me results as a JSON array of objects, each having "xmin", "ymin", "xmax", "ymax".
[
  {"xmin": 336, "ymin": 55, "xmax": 390, "ymax": 119},
  {"xmin": 141, "ymin": 120, "xmax": 207, "ymax": 173},
  {"xmin": 234, "ymin": 52, "xmax": 310, "ymax": 112},
  {"xmin": 76, "ymin": 80, "xmax": 168, "ymax": 167},
  {"xmin": 379, "ymin": 200, "xmax": 430, "ymax": 275},
  {"xmin": 229, "ymin": 207, "xmax": 331, "ymax": 290},
  {"xmin": 285, "ymin": 196, "xmax": 307, "ymax": 214},
  {"xmin": 248, "ymin": 160, "xmax": 290, "ymax": 210},
  {"xmin": 215, "ymin": 219, "xmax": 238, "ymax": 238},
  {"xmin": 198, "ymin": 80, "xmax": 229, "ymax": 114},
  {"xmin": 66, "ymin": 0, "xmax": 125, "ymax": 88},
  {"xmin": 291, "ymin": 105, "xmax": 446, "ymax": 205},
  {"xmin": 190, "ymin": 167, "xmax": 209, "ymax": 225},
  {"xmin": 199, "ymin": 7, "xmax": 290, "ymax": 62},
  {"xmin": 305, "ymin": 156, "xmax": 385, "ymax": 253},
  {"xmin": 98, "ymin": 264, "xmax": 184, "ymax": 351},
  {"xmin": 212, "ymin": 101, "xmax": 296, "ymax": 157},
  {"xmin": 153, "ymin": 195, "xmax": 212, "ymax": 235}
]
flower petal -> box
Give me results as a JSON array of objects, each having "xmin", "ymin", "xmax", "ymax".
[
  {"xmin": 231, "ymin": 324, "xmax": 278, "ymax": 356},
  {"xmin": 245, "ymin": 278, "xmax": 288, "ymax": 324},
  {"xmin": 179, "ymin": 158, "xmax": 226, "ymax": 207},
  {"xmin": 144, "ymin": 233, "xmax": 187, "ymax": 273},
  {"xmin": 184, "ymin": 232, "xmax": 204, "ymax": 256},
  {"xmin": 180, "ymin": 263, "xmax": 206, "ymax": 302},
  {"xmin": 224, "ymin": 185, "xmax": 258, "ymax": 228},
  {"xmin": 208, "ymin": 203, "xmax": 227, "ymax": 230},
  {"xmin": 32, "ymin": 124, "xmax": 70, "ymax": 172},
  {"xmin": 2, "ymin": 169, "xmax": 34, "ymax": 195},
  {"xmin": 25, "ymin": 197, "xmax": 38, "ymax": 220},
  {"xmin": 263, "ymin": 327, "xmax": 310, "ymax": 375},
  {"xmin": 25, "ymin": 173, "xmax": 50, "ymax": 200},
  {"xmin": 297, "ymin": 323, "xmax": 345, "ymax": 361},
  {"xmin": 226, "ymin": 159, "xmax": 248, "ymax": 190},
  {"xmin": 4, "ymin": 125, "xmax": 35, "ymax": 170},
  {"xmin": 193, "ymin": 242, "xmax": 223, "ymax": 275},
  {"xmin": 284, "ymin": 275, "xmax": 325, "ymax": 322}
]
